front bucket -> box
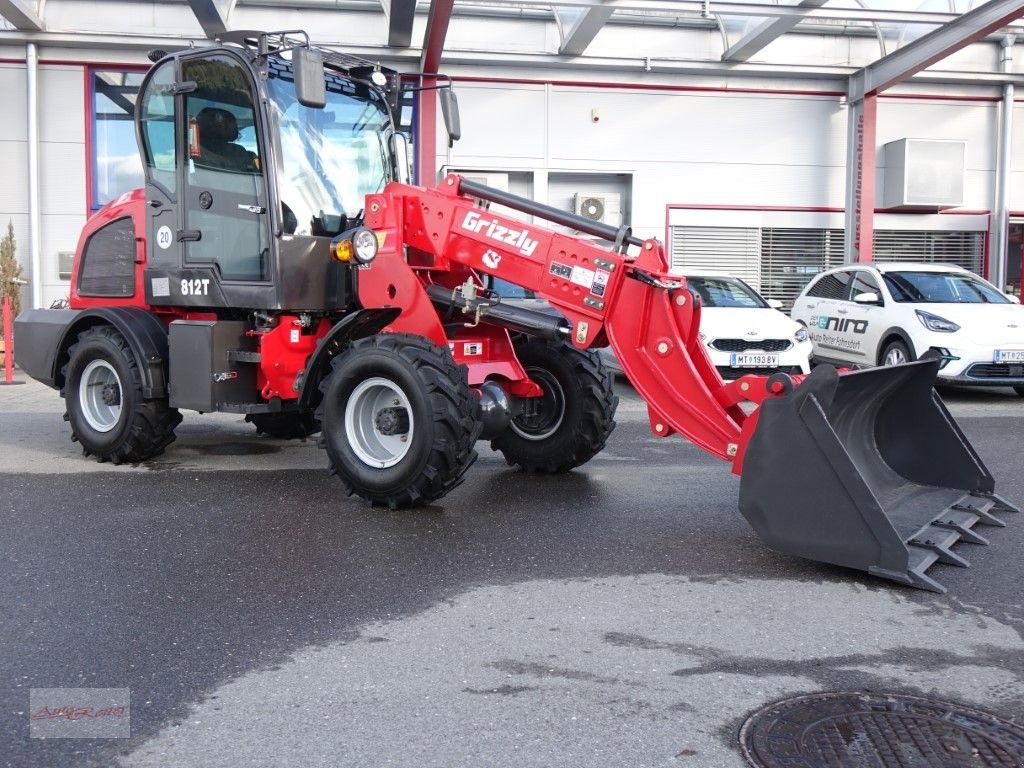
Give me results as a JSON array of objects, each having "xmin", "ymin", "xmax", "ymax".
[{"xmin": 739, "ymin": 359, "xmax": 1018, "ymax": 592}]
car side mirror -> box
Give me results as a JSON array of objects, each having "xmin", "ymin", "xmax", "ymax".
[
  {"xmin": 1005, "ymin": 293, "xmax": 1021, "ymax": 304},
  {"xmin": 766, "ymin": 299, "xmax": 783, "ymax": 310},
  {"xmin": 853, "ymin": 292, "xmax": 881, "ymax": 305}
]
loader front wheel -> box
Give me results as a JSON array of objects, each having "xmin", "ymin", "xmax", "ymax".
[
  {"xmin": 317, "ymin": 334, "xmax": 481, "ymax": 509},
  {"xmin": 492, "ymin": 339, "xmax": 617, "ymax": 473},
  {"xmin": 63, "ymin": 325, "xmax": 181, "ymax": 464}
]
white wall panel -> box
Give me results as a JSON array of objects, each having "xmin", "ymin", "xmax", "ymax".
[
  {"xmin": 40, "ymin": 213, "xmax": 86, "ymax": 286},
  {"xmin": 39, "ymin": 66, "xmax": 85, "ymax": 144},
  {"xmin": 0, "ymin": 140, "xmax": 28, "ymax": 215},
  {"xmin": 0, "ymin": 65, "xmax": 26, "ymax": 142},
  {"xmin": 547, "ymin": 90, "xmax": 846, "ymax": 167},
  {"xmin": 448, "ymin": 85, "xmax": 547, "ymax": 162},
  {"xmin": 40, "ymin": 141, "xmax": 86, "ymax": 214},
  {"xmin": 44, "ymin": 0, "xmax": 202, "ymax": 36}
]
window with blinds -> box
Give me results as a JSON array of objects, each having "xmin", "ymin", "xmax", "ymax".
[
  {"xmin": 672, "ymin": 224, "xmax": 985, "ymax": 310},
  {"xmin": 872, "ymin": 230, "xmax": 984, "ymax": 274},
  {"xmin": 670, "ymin": 227, "xmax": 761, "ymax": 287},
  {"xmin": 760, "ymin": 228, "xmax": 845, "ymax": 309}
]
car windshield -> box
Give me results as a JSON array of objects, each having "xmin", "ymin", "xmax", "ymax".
[
  {"xmin": 687, "ymin": 276, "xmax": 768, "ymax": 308},
  {"xmin": 883, "ymin": 271, "xmax": 1010, "ymax": 304},
  {"xmin": 267, "ymin": 70, "xmax": 393, "ymax": 236}
]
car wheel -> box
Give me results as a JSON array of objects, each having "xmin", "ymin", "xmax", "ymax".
[
  {"xmin": 1014, "ymin": 385, "xmax": 1024, "ymax": 398},
  {"xmin": 880, "ymin": 339, "xmax": 913, "ymax": 367}
]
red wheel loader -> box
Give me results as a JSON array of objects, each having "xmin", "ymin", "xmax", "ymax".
[{"xmin": 14, "ymin": 31, "xmax": 1017, "ymax": 592}]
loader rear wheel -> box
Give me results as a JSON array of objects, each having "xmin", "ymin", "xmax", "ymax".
[
  {"xmin": 246, "ymin": 411, "xmax": 320, "ymax": 439},
  {"xmin": 317, "ymin": 334, "xmax": 481, "ymax": 509},
  {"xmin": 62, "ymin": 325, "xmax": 181, "ymax": 464},
  {"xmin": 492, "ymin": 338, "xmax": 617, "ymax": 473}
]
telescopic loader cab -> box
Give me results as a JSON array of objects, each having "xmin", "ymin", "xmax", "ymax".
[{"xmin": 15, "ymin": 31, "xmax": 1018, "ymax": 592}]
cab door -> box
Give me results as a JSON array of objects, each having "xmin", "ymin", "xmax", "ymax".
[
  {"xmin": 138, "ymin": 60, "xmax": 183, "ymax": 297},
  {"xmin": 179, "ymin": 53, "xmax": 272, "ymax": 306}
]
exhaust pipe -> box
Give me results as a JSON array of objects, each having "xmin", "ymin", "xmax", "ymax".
[{"xmin": 738, "ymin": 359, "xmax": 1018, "ymax": 592}]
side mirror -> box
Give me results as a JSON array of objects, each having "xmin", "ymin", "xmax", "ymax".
[
  {"xmin": 1005, "ymin": 293, "xmax": 1021, "ymax": 304},
  {"xmin": 293, "ymin": 48, "xmax": 326, "ymax": 109},
  {"xmin": 439, "ymin": 87, "xmax": 461, "ymax": 145},
  {"xmin": 853, "ymin": 291, "xmax": 881, "ymax": 305},
  {"xmin": 390, "ymin": 132, "xmax": 411, "ymax": 185},
  {"xmin": 766, "ymin": 299, "xmax": 783, "ymax": 310}
]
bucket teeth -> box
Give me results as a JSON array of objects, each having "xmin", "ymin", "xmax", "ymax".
[
  {"xmin": 909, "ymin": 538, "xmax": 970, "ymax": 568},
  {"xmin": 931, "ymin": 518, "xmax": 989, "ymax": 546},
  {"xmin": 951, "ymin": 502, "xmax": 1005, "ymax": 528}
]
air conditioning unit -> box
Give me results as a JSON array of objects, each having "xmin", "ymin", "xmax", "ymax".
[
  {"xmin": 574, "ymin": 192, "xmax": 621, "ymax": 226},
  {"xmin": 882, "ymin": 139, "xmax": 965, "ymax": 210}
]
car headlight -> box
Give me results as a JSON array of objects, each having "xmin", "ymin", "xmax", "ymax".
[
  {"xmin": 794, "ymin": 327, "xmax": 809, "ymax": 342},
  {"xmin": 915, "ymin": 310, "xmax": 960, "ymax": 333}
]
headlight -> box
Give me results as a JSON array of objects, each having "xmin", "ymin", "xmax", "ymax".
[
  {"xmin": 794, "ymin": 327, "xmax": 809, "ymax": 342},
  {"xmin": 915, "ymin": 309, "xmax": 960, "ymax": 333},
  {"xmin": 352, "ymin": 228, "xmax": 379, "ymax": 264},
  {"xmin": 331, "ymin": 227, "xmax": 379, "ymax": 264}
]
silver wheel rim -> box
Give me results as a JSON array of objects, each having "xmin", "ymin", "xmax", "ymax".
[
  {"xmin": 344, "ymin": 377, "xmax": 414, "ymax": 468},
  {"xmin": 79, "ymin": 359, "xmax": 122, "ymax": 433},
  {"xmin": 884, "ymin": 346, "xmax": 907, "ymax": 366},
  {"xmin": 510, "ymin": 368, "xmax": 565, "ymax": 441}
]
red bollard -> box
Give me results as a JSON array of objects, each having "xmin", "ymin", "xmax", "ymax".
[{"xmin": 2, "ymin": 295, "xmax": 17, "ymax": 385}]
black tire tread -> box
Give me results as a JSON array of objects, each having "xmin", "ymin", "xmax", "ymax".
[
  {"xmin": 61, "ymin": 325, "xmax": 181, "ymax": 464},
  {"xmin": 492, "ymin": 339, "xmax": 617, "ymax": 473},
  {"xmin": 316, "ymin": 333, "xmax": 481, "ymax": 509}
]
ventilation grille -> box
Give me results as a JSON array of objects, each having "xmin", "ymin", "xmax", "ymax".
[
  {"xmin": 670, "ymin": 226, "xmax": 761, "ymax": 287},
  {"xmin": 873, "ymin": 230, "xmax": 984, "ymax": 275},
  {"xmin": 78, "ymin": 217, "xmax": 136, "ymax": 297}
]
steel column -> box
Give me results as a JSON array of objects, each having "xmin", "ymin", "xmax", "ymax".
[
  {"xmin": 721, "ymin": 0, "xmax": 828, "ymax": 63},
  {"xmin": 992, "ymin": 36, "xmax": 1016, "ymax": 292},
  {"xmin": 385, "ymin": 0, "xmax": 417, "ymax": 48},
  {"xmin": 27, "ymin": 42, "xmax": 41, "ymax": 309},
  {"xmin": 844, "ymin": 89, "xmax": 877, "ymax": 263},
  {"xmin": 0, "ymin": 0, "xmax": 42, "ymax": 31},
  {"xmin": 415, "ymin": 0, "xmax": 454, "ymax": 186}
]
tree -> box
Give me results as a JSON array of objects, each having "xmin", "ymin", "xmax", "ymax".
[{"xmin": 0, "ymin": 220, "xmax": 25, "ymax": 328}]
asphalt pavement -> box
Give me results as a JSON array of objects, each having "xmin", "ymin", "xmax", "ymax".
[{"xmin": 2, "ymin": 373, "xmax": 1023, "ymax": 768}]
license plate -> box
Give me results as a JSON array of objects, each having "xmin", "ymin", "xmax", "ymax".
[
  {"xmin": 730, "ymin": 353, "xmax": 780, "ymax": 368},
  {"xmin": 994, "ymin": 349, "xmax": 1024, "ymax": 363}
]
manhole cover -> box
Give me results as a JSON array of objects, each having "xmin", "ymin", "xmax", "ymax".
[{"xmin": 740, "ymin": 692, "xmax": 1024, "ymax": 767}]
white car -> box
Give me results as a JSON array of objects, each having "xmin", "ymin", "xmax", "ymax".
[
  {"xmin": 681, "ymin": 271, "xmax": 813, "ymax": 379},
  {"xmin": 790, "ymin": 262, "xmax": 1024, "ymax": 397}
]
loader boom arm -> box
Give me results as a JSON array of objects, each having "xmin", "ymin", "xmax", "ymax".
[{"xmin": 363, "ymin": 174, "xmax": 780, "ymax": 466}]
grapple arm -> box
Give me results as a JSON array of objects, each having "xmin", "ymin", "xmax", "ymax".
[
  {"xmin": 363, "ymin": 174, "xmax": 763, "ymax": 463},
  {"xmin": 362, "ymin": 174, "xmax": 1018, "ymax": 592}
]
